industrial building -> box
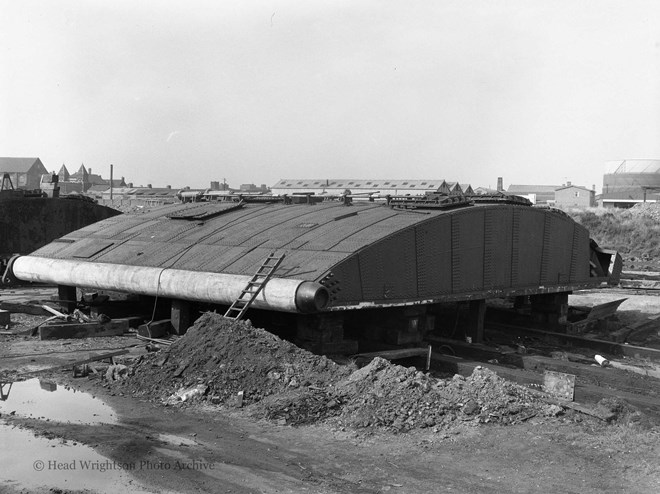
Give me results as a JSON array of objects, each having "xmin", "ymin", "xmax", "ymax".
[
  {"xmin": 601, "ymin": 159, "xmax": 660, "ymax": 208},
  {"xmin": 270, "ymin": 179, "xmax": 464, "ymax": 197}
]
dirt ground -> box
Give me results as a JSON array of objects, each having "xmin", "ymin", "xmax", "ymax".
[{"xmin": 2, "ymin": 289, "xmax": 660, "ymax": 493}]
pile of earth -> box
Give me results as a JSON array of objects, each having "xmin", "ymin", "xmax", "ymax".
[
  {"xmin": 109, "ymin": 313, "xmax": 555, "ymax": 431},
  {"xmin": 108, "ymin": 312, "xmax": 352, "ymax": 405},
  {"xmin": 260, "ymin": 357, "xmax": 556, "ymax": 431}
]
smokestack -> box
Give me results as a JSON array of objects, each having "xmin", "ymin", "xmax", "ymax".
[
  {"xmin": 497, "ymin": 177, "xmax": 503, "ymax": 192},
  {"xmin": 110, "ymin": 164, "xmax": 113, "ymax": 201}
]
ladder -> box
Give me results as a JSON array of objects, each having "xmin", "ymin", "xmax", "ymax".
[{"xmin": 224, "ymin": 252, "xmax": 286, "ymax": 321}]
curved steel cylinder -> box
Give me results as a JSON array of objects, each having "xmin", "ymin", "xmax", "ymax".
[{"xmin": 10, "ymin": 256, "xmax": 329, "ymax": 313}]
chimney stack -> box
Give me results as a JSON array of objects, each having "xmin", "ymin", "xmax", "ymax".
[{"xmin": 497, "ymin": 177, "xmax": 503, "ymax": 192}]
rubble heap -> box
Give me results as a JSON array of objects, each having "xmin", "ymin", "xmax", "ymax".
[
  {"xmin": 116, "ymin": 313, "xmax": 552, "ymax": 431},
  {"xmin": 332, "ymin": 357, "xmax": 548, "ymax": 431},
  {"xmin": 116, "ymin": 312, "xmax": 351, "ymax": 405},
  {"xmin": 262, "ymin": 357, "xmax": 550, "ymax": 431}
]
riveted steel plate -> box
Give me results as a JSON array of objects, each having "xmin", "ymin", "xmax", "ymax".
[
  {"xmin": 543, "ymin": 370, "xmax": 575, "ymax": 401},
  {"xmin": 24, "ymin": 199, "xmax": 614, "ymax": 309}
]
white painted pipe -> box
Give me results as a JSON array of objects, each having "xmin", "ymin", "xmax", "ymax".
[{"xmin": 10, "ymin": 256, "xmax": 329, "ymax": 313}]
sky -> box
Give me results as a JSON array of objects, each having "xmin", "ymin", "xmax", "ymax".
[{"xmin": 2, "ymin": 1, "xmax": 659, "ymax": 192}]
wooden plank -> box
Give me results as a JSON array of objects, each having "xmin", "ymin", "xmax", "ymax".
[
  {"xmin": 70, "ymin": 349, "xmax": 130, "ymax": 366},
  {"xmin": 487, "ymin": 322, "xmax": 660, "ymax": 361},
  {"xmin": 353, "ymin": 346, "xmax": 432, "ymax": 370},
  {"xmin": 353, "ymin": 347, "xmax": 430, "ymax": 360},
  {"xmin": 0, "ymin": 301, "xmax": 51, "ymax": 316},
  {"xmin": 427, "ymin": 334, "xmax": 660, "ymax": 392},
  {"xmin": 138, "ymin": 319, "xmax": 172, "ymax": 338},
  {"xmin": 39, "ymin": 319, "xmax": 130, "ymax": 340},
  {"xmin": 42, "ymin": 304, "xmax": 69, "ymax": 319},
  {"xmin": 609, "ymin": 360, "xmax": 660, "ymax": 379}
]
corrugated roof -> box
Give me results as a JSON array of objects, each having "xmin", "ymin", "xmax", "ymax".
[
  {"xmin": 604, "ymin": 160, "xmax": 660, "ymax": 174},
  {"xmin": 88, "ymin": 184, "xmax": 111, "ymax": 192},
  {"xmin": 272, "ymin": 179, "xmax": 448, "ymax": 189},
  {"xmin": 31, "ymin": 201, "xmax": 453, "ymax": 280}
]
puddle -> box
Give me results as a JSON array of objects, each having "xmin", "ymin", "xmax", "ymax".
[
  {"xmin": 0, "ymin": 378, "xmax": 116, "ymax": 424},
  {"xmin": 1, "ymin": 422, "xmax": 156, "ymax": 492}
]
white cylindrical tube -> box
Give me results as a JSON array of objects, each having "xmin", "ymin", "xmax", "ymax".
[
  {"xmin": 594, "ymin": 354, "xmax": 610, "ymax": 367},
  {"xmin": 10, "ymin": 256, "xmax": 328, "ymax": 313}
]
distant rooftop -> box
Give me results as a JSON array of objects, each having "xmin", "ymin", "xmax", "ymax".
[
  {"xmin": 272, "ymin": 179, "xmax": 448, "ymax": 189},
  {"xmin": 0, "ymin": 157, "xmax": 43, "ymax": 172}
]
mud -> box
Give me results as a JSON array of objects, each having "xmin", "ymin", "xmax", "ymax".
[{"xmin": 2, "ymin": 289, "xmax": 660, "ymax": 492}]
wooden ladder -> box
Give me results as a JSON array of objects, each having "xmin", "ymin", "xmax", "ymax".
[{"xmin": 224, "ymin": 252, "xmax": 286, "ymax": 321}]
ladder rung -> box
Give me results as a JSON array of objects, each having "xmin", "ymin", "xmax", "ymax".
[{"xmin": 224, "ymin": 252, "xmax": 286, "ymax": 320}]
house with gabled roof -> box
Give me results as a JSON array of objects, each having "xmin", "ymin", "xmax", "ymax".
[
  {"xmin": 58, "ymin": 164, "xmax": 71, "ymax": 182},
  {"xmin": 62, "ymin": 164, "xmax": 126, "ymax": 193},
  {"xmin": 0, "ymin": 157, "xmax": 48, "ymax": 190},
  {"xmin": 554, "ymin": 184, "xmax": 596, "ymax": 208}
]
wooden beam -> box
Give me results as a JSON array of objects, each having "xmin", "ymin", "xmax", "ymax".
[
  {"xmin": 57, "ymin": 285, "xmax": 77, "ymax": 313},
  {"xmin": 467, "ymin": 299, "xmax": 486, "ymax": 343},
  {"xmin": 353, "ymin": 346, "xmax": 432, "ymax": 370},
  {"xmin": 171, "ymin": 299, "xmax": 192, "ymax": 335},
  {"xmin": 487, "ymin": 322, "xmax": 660, "ymax": 361},
  {"xmin": 70, "ymin": 349, "xmax": 130, "ymax": 366},
  {"xmin": 0, "ymin": 301, "xmax": 51, "ymax": 316},
  {"xmin": 39, "ymin": 319, "xmax": 130, "ymax": 340},
  {"xmin": 137, "ymin": 319, "xmax": 172, "ymax": 338},
  {"xmin": 427, "ymin": 334, "xmax": 660, "ymax": 393}
]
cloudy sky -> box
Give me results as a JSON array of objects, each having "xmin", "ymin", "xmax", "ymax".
[{"xmin": 2, "ymin": 1, "xmax": 659, "ymax": 192}]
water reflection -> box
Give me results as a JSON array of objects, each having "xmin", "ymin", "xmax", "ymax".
[
  {"xmin": 0, "ymin": 378, "xmax": 116, "ymax": 424},
  {"xmin": 1, "ymin": 423, "xmax": 156, "ymax": 493}
]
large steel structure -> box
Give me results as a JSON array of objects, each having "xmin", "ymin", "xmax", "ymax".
[
  {"xmin": 5, "ymin": 195, "xmax": 620, "ymax": 313},
  {"xmin": 602, "ymin": 159, "xmax": 660, "ymax": 207}
]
